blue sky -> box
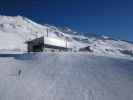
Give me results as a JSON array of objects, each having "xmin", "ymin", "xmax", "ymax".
[{"xmin": 0, "ymin": 0, "xmax": 133, "ymax": 41}]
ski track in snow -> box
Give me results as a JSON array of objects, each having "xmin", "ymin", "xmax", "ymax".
[{"xmin": 0, "ymin": 53, "xmax": 133, "ymax": 100}]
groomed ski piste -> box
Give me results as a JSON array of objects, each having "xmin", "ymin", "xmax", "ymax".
[{"xmin": 0, "ymin": 53, "xmax": 133, "ymax": 100}]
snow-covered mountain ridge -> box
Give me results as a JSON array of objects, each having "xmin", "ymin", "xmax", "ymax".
[{"xmin": 0, "ymin": 15, "xmax": 133, "ymax": 58}]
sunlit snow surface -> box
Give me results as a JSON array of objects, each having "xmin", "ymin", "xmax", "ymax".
[
  {"xmin": 0, "ymin": 15, "xmax": 133, "ymax": 57},
  {"xmin": 0, "ymin": 53, "xmax": 133, "ymax": 100}
]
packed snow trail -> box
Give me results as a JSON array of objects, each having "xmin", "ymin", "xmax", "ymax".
[{"xmin": 0, "ymin": 53, "xmax": 133, "ymax": 100}]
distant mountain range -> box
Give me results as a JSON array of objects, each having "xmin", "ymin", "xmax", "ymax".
[{"xmin": 0, "ymin": 15, "xmax": 133, "ymax": 58}]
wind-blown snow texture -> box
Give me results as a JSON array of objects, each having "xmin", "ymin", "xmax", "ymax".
[
  {"xmin": 0, "ymin": 15, "xmax": 133, "ymax": 58},
  {"xmin": 0, "ymin": 53, "xmax": 133, "ymax": 100}
]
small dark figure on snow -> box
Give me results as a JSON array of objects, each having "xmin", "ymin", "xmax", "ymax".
[{"xmin": 18, "ymin": 69, "xmax": 22, "ymax": 76}]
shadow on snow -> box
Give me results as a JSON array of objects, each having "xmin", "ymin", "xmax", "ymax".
[{"xmin": 0, "ymin": 53, "xmax": 37, "ymax": 60}]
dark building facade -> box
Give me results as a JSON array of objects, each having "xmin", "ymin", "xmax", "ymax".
[
  {"xmin": 26, "ymin": 37, "xmax": 44, "ymax": 52},
  {"xmin": 26, "ymin": 36, "xmax": 72, "ymax": 52}
]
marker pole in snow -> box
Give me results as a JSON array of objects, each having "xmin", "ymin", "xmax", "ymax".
[
  {"xmin": 66, "ymin": 40, "xmax": 67, "ymax": 49},
  {"xmin": 46, "ymin": 28, "xmax": 49, "ymax": 37},
  {"xmin": 44, "ymin": 36, "xmax": 45, "ymax": 50}
]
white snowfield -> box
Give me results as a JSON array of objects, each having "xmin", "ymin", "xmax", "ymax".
[
  {"xmin": 44, "ymin": 37, "xmax": 73, "ymax": 48},
  {"xmin": 0, "ymin": 31, "xmax": 27, "ymax": 52},
  {"xmin": 0, "ymin": 53, "xmax": 133, "ymax": 100},
  {"xmin": 0, "ymin": 15, "xmax": 133, "ymax": 58}
]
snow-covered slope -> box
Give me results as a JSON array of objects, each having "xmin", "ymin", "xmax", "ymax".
[
  {"xmin": 0, "ymin": 15, "xmax": 133, "ymax": 58},
  {"xmin": 0, "ymin": 53, "xmax": 133, "ymax": 100}
]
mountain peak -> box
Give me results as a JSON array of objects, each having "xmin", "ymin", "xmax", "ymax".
[{"xmin": 0, "ymin": 15, "xmax": 132, "ymax": 58}]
